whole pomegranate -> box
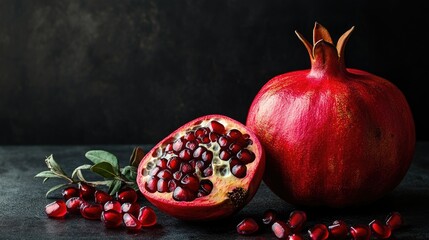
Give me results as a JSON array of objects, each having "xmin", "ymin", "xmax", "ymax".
[
  {"xmin": 246, "ymin": 22, "xmax": 415, "ymax": 207},
  {"xmin": 137, "ymin": 115, "xmax": 265, "ymax": 220}
]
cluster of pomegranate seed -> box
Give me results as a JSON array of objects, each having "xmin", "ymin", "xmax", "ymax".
[
  {"xmin": 236, "ymin": 209, "xmax": 403, "ymax": 240},
  {"xmin": 45, "ymin": 182, "xmax": 157, "ymax": 232},
  {"xmin": 143, "ymin": 120, "xmax": 255, "ymax": 202}
]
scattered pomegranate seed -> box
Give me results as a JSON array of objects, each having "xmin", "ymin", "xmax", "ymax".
[
  {"xmin": 62, "ymin": 186, "xmax": 79, "ymax": 201},
  {"xmin": 308, "ymin": 223, "xmax": 329, "ymax": 240},
  {"xmin": 209, "ymin": 120, "xmax": 226, "ymax": 134},
  {"xmin": 288, "ymin": 210, "xmax": 307, "ymax": 233},
  {"xmin": 80, "ymin": 202, "xmax": 102, "ymax": 220},
  {"xmin": 288, "ymin": 233, "xmax": 304, "ymax": 240},
  {"xmin": 236, "ymin": 218, "xmax": 259, "ymax": 235},
  {"xmin": 328, "ymin": 220, "xmax": 349, "ymax": 239},
  {"xmin": 101, "ymin": 210, "xmax": 123, "ymax": 228},
  {"xmin": 272, "ymin": 221, "xmax": 291, "ymax": 239},
  {"xmin": 78, "ymin": 182, "xmax": 96, "ymax": 201},
  {"xmin": 369, "ymin": 219, "xmax": 392, "ymax": 239},
  {"xmin": 65, "ymin": 197, "xmax": 82, "ymax": 214},
  {"xmin": 385, "ymin": 211, "xmax": 403, "ymax": 230},
  {"xmin": 350, "ymin": 224, "xmax": 371, "ymax": 240},
  {"xmin": 123, "ymin": 213, "xmax": 143, "ymax": 232},
  {"xmin": 138, "ymin": 206, "xmax": 157, "ymax": 227},
  {"xmin": 45, "ymin": 200, "xmax": 67, "ymax": 218},
  {"xmin": 95, "ymin": 190, "xmax": 113, "ymax": 205},
  {"xmin": 262, "ymin": 209, "xmax": 277, "ymax": 225},
  {"xmin": 121, "ymin": 202, "xmax": 140, "ymax": 218},
  {"xmin": 104, "ymin": 200, "xmax": 122, "ymax": 213},
  {"xmin": 117, "ymin": 187, "xmax": 138, "ymax": 204}
]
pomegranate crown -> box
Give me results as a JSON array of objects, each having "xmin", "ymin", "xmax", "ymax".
[{"xmin": 295, "ymin": 22, "xmax": 355, "ymax": 75}]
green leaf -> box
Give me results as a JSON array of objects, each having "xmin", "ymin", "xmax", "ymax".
[
  {"xmin": 44, "ymin": 155, "xmax": 66, "ymax": 175},
  {"xmin": 34, "ymin": 170, "xmax": 62, "ymax": 179},
  {"xmin": 45, "ymin": 183, "xmax": 68, "ymax": 198},
  {"xmin": 108, "ymin": 179, "xmax": 122, "ymax": 195},
  {"xmin": 121, "ymin": 166, "xmax": 137, "ymax": 182},
  {"xmin": 43, "ymin": 177, "xmax": 49, "ymax": 183},
  {"xmin": 71, "ymin": 164, "xmax": 92, "ymax": 182},
  {"xmin": 90, "ymin": 162, "xmax": 117, "ymax": 179},
  {"xmin": 129, "ymin": 146, "xmax": 145, "ymax": 168},
  {"xmin": 85, "ymin": 150, "xmax": 119, "ymax": 174}
]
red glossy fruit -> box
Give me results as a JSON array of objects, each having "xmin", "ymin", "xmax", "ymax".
[
  {"xmin": 95, "ymin": 190, "xmax": 113, "ymax": 205},
  {"xmin": 287, "ymin": 210, "xmax": 307, "ymax": 233},
  {"xmin": 262, "ymin": 209, "xmax": 278, "ymax": 225},
  {"xmin": 101, "ymin": 210, "xmax": 123, "ymax": 228},
  {"xmin": 236, "ymin": 218, "xmax": 259, "ymax": 235},
  {"xmin": 328, "ymin": 220, "xmax": 349, "ymax": 239},
  {"xmin": 62, "ymin": 186, "xmax": 79, "ymax": 201},
  {"xmin": 308, "ymin": 224, "xmax": 329, "ymax": 240},
  {"xmin": 65, "ymin": 197, "xmax": 82, "ymax": 214},
  {"xmin": 121, "ymin": 202, "xmax": 140, "ymax": 218},
  {"xmin": 45, "ymin": 200, "xmax": 67, "ymax": 218},
  {"xmin": 370, "ymin": 219, "xmax": 392, "ymax": 239},
  {"xmin": 385, "ymin": 211, "xmax": 403, "ymax": 230},
  {"xmin": 117, "ymin": 187, "xmax": 138, "ymax": 204},
  {"xmin": 137, "ymin": 115, "xmax": 265, "ymax": 220},
  {"xmin": 137, "ymin": 206, "xmax": 157, "ymax": 227},
  {"xmin": 350, "ymin": 224, "xmax": 370, "ymax": 240},
  {"xmin": 246, "ymin": 22, "xmax": 415, "ymax": 207},
  {"xmin": 123, "ymin": 213, "xmax": 143, "ymax": 232},
  {"xmin": 104, "ymin": 200, "xmax": 122, "ymax": 213},
  {"xmin": 78, "ymin": 182, "xmax": 96, "ymax": 201},
  {"xmin": 80, "ymin": 202, "xmax": 102, "ymax": 220},
  {"xmin": 272, "ymin": 221, "xmax": 291, "ymax": 239},
  {"xmin": 288, "ymin": 234, "xmax": 304, "ymax": 240}
]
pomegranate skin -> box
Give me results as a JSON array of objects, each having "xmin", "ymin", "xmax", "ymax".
[
  {"xmin": 137, "ymin": 114, "xmax": 265, "ymax": 220},
  {"xmin": 246, "ymin": 23, "xmax": 415, "ymax": 207}
]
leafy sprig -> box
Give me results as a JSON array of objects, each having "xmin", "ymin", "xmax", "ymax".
[{"xmin": 35, "ymin": 147, "xmax": 145, "ymax": 197}]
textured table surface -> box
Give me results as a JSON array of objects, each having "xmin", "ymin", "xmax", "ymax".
[{"xmin": 0, "ymin": 143, "xmax": 428, "ymax": 239}]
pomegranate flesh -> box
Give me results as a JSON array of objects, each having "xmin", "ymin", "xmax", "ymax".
[
  {"xmin": 137, "ymin": 114, "xmax": 265, "ymax": 220},
  {"xmin": 246, "ymin": 22, "xmax": 415, "ymax": 207}
]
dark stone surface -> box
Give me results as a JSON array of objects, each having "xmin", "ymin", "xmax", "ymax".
[
  {"xmin": 0, "ymin": 142, "xmax": 428, "ymax": 239},
  {"xmin": 1, "ymin": 0, "xmax": 428, "ymax": 144}
]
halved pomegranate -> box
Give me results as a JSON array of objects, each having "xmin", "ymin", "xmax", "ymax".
[{"xmin": 137, "ymin": 115, "xmax": 265, "ymax": 220}]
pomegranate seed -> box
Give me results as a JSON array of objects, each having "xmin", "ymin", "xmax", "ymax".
[
  {"xmin": 168, "ymin": 179, "xmax": 179, "ymax": 192},
  {"xmin": 184, "ymin": 131, "xmax": 196, "ymax": 141},
  {"xmin": 288, "ymin": 234, "xmax": 305, "ymax": 240},
  {"xmin": 138, "ymin": 206, "xmax": 157, "ymax": 227},
  {"xmin": 78, "ymin": 182, "xmax": 96, "ymax": 201},
  {"xmin": 172, "ymin": 138, "xmax": 186, "ymax": 152},
  {"xmin": 180, "ymin": 174, "xmax": 200, "ymax": 192},
  {"xmin": 156, "ymin": 169, "xmax": 173, "ymax": 180},
  {"xmin": 180, "ymin": 162, "xmax": 194, "ymax": 174},
  {"xmin": 219, "ymin": 150, "xmax": 231, "ymax": 160},
  {"xmin": 80, "ymin": 202, "xmax": 102, "ymax": 220},
  {"xmin": 194, "ymin": 127, "xmax": 207, "ymax": 138},
  {"xmin": 237, "ymin": 149, "xmax": 256, "ymax": 164},
  {"xmin": 167, "ymin": 157, "xmax": 181, "ymax": 171},
  {"xmin": 369, "ymin": 219, "xmax": 392, "ymax": 239},
  {"xmin": 203, "ymin": 166, "xmax": 213, "ymax": 177},
  {"xmin": 229, "ymin": 143, "xmax": 241, "ymax": 154},
  {"xmin": 104, "ymin": 200, "xmax": 122, "ymax": 213},
  {"xmin": 288, "ymin": 210, "xmax": 307, "ymax": 233},
  {"xmin": 209, "ymin": 120, "xmax": 225, "ymax": 134},
  {"xmin": 350, "ymin": 224, "xmax": 370, "ymax": 240},
  {"xmin": 328, "ymin": 220, "xmax": 349, "ymax": 239},
  {"xmin": 385, "ymin": 212, "xmax": 403, "ymax": 230},
  {"xmin": 308, "ymin": 224, "xmax": 329, "ymax": 240},
  {"xmin": 201, "ymin": 151, "xmax": 213, "ymax": 162},
  {"xmin": 209, "ymin": 132, "xmax": 220, "ymax": 142},
  {"xmin": 218, "ymin": 136, "xmax": 229, "ymax": 148},
  {"xmin": 227, "ymin": 129, "xmax": 242, "ymax": 140},
  {"xmin": 45, "ymin": 200, "xmax": 67, "ymax": 218},
  {"xmin": 192, "ymin": 147, "xmax": 204, "ymax": 159},
  {"xmin": 179, "ymin": 149, "xmax": 192, "ymax": 161},
  {"xmin": 62, "ymin": 186, "xmax": 79, "ymax": 200},
  {"xmin": 157, "ymin": 179, "xmax": 169, "ymax": 192},
  {"xmin": 117, "ymin": 187, "xmax": 138, "ymax": 204},
  {"xmin": 173, "ymin": 186, "xmax": 196, "ymax": 201},
  {"xmin": 101, "ymin": 210, "xmax": 123, "ymax": 228},
  {"xmin": 95, "ymin": 190, "xmax": 113, "ymax": 205},
  {"xmin": 200, "ymin": 136, "xmax": 210, "ymax": 143},
  {"xmin": 231, "ymin": 164, "xmax": 247, "ymax": 178},
  {"xmin": 165, "ymin": 143, "xmax": 173, "ymax": 152},
  {"xmin": 156, "ymin": 158, "xmax": 168, "ymax": 169},
  {"xmin": 123, "ymin": 212, "xmax": 143, "ymax": 231},
  {"xmin": 199, "ymin": 179, "xmax": 213, "ymax": 194},
  {"xmin": 149, "ymin": 166, "xmax": 161, "ymax": 176},
  {"xmin": 121, "ymin": 202, "xmax": 140, "ymax": 218},
  {"xmin": 66, "ymin": 197, "xmax": 82, "ymax": 214},
  {"xmin": 236, "ymin": 218, "xmax": 259, "ymax": 235},
  {"xmin": 272, "ymin": 221, "xmax": 291, "ymax": 239},
  {"xmin": 173, "ymin": 171, "xmax": 183, "ymax": 181},
  {"xmin": 145, "ymin": 177, "xmax": 158, "ymax": 193},
  {"xmin": 185, "ymin": 140, "xmax": 198, "ymax": 150},
  {"xmin": 262, "ymin": 209, "xmax": 277, "ymax": 225}
]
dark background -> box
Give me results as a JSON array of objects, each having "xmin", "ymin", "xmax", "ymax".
[{"xmin": 1, "ymin": 0, "xmax": 427, "ymax": 145}]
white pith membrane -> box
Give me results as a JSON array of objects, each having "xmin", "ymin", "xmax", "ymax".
[{"xmin": 140, "ymin": 118, "xmax": 258, "ymax": 204}]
